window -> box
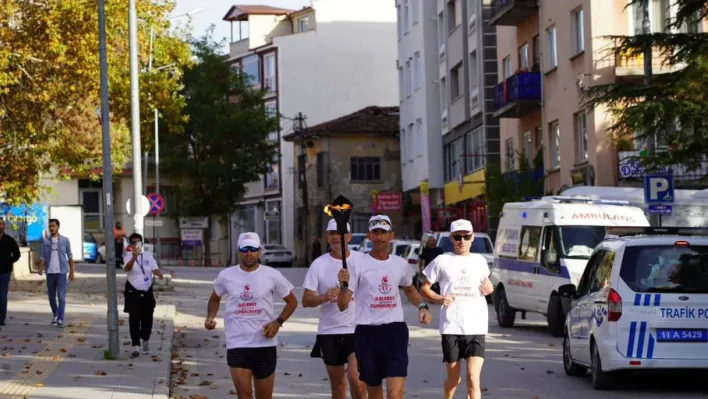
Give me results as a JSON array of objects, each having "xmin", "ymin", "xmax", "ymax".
[
  {"xmin": 406, "ymin": 59, "xmax": 413, "ymax": 97},
  {"xmin": 572, "ymin": 8, "xmax": 585, "ymax": 54},
  {"xmin": 412, "ymin": 0, "xmax": 419, "ymax": 23},
  {"xmin": 447, "ymin": 0, "xmax": 462, "ymax": 33},
  {"xmin": 575, "ymin": 112, "xmax": 588, "ymax": 161},
  {"xmin": 443, "ymin": 138, "xmax": 464, "ymax": 181},
  {"xmin": 398, "ymin": 67, "xmax": 404, "ymax": 102},
  {"xmin": 80, "ymin": 189, "xmax": 102, "ymax": 231},
  {"xmin": 298, "ymin": 16, "xmax": 310, "ymax": 32},
  {"xmin": 416, "ymin": 118, "xmax": 424, "ymax": 156},
  {"xmin": 504, "ymin": 139, "xmax": 515, "ymax": 171},
  {"xmin": 535, "ymin": 126, "xmax": 543, "ymax": 152},
  {"xmin": 407, "ymin": 123, "xmax": 414, "ymax": 161},
  {"xmin": 633, "ymin": 0, "xmax": 671, "ymax": 34},
  {"xmin": 241, "ymin": 54, "xmax": 260, "ymax": 87},
  {"xmin": 619, "ymin": 245, "xmax": 708, "ymax": 294},
  {"xmin": 546, "ymin": 25, "xmax": 557, "ymax": 69},
  {"xmin": 518, "ymin": 226, "xmax": 542, "ymax": 262},
  {"xmin": 437, "ymin": 12, "xmax": 445, "ymax": 47},
  {"xmin": 316, "ymin": 152, "xmax": 327, "ymax": 187},
  {"xmin": 400, "ymin": 128, "xmax": 407, "ymax": 163},
  {"xmin": 450, "ymin": 63, "xmax": 463, "ymax": 99},
  {"xmin": 440, "ymin": 76, "xmax": 447, "ymax": 111},
  {"xmin": 541, "ymin": 227, "xmax": 560, "ymax": 274},
  {"xmin": 532, "ymin": 35, "xmax": 540, "ymax": 68},
  {"xmin": 350, "ymin": 157, "xmax": 381, "ymax": 181},
  {"xmin": 263, "ymin": 53, "xmax": 276, "ymax": 92},
  {"xmin": 414, "ymin": 52, "xmax": 422, "ymax": 90},
  {"xmin": 519, "ymin": 43, "xmax": 530, "ymax": 71},
  {"xmin": 549, "ymin": 121, "xmax": 560, "ymax": 169},
  {"xmin": 577, "ymin": 250, "xmax": 606, "ymax": 296},
  {"xmin": 404, "ymin": 0, "xmax": 410, "ymax": 33},
  {"xmin": 502, "ymin": 56, "xmax": 512, "ymax": 79},
  {"xmin": 465, "ymin": 127, "xmax": 485, "ymax": 173},
  {"xmin": 469, "ymin": 51, "xmax": 478, "ymax": 107},
  {"xmin": 523, "ymin": 131, "xmax": 532, "ymax": 165},
  {"xmin": 397, "ymin": 5, "xmax": 403, "ymax": 39},
  {"xmin": 588, "ymin": 251, "xmax": 615, "ymax": 293}
]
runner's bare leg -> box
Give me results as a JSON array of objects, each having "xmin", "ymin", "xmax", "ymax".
[
  {"xmin": 346, "ymin": 352, "xmax": 367, "ymax": 399},
  {"xmin": 384, "ymin": 376, "xmax": 405, "ymax": 399},
  {"xmin": 253, "ymin": 372, "xmax": 275, "ymax": 399},
  {"xmin": 465, "ymin": 356, "xmax": 485, "ymax": 399},
  {"xmin": 230, "ymin": 368, "xmax": 253, "ymax": 399},
  {"xmin": 444, "ymin": 361, "xmax": 462, "ymax": 399},
  {"xmin": 326, "ymin": 365, "xmax": 347, "ymax": 399}
]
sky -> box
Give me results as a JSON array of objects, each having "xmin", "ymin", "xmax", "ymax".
[{"xmin": 172, "ymin": 0, "xmax": 311, "ymax": 52}]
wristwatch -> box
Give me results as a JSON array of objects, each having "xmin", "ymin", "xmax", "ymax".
[
  {"xmin": 418, "ymin": 303, "xmax": 429, "ymax": 310},
  {"xmin": 276, "ymin": 317, "xmax": 285, "ymax": 325}
]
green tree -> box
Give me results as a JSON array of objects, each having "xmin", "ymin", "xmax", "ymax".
[
  {"xmin": 582, "ymin": 0, "xmax": 708, "ymax": 173},
  {"xmin": 162, "ymin": 29, "xmax": 278, "ymax": 266},
  {"xmin": 484, "ymin": 149, "xmax": 546, "ymax": 217},
  {"xmin": 0, "ymin": 0, "xmax": 192, "ymax": 205}
]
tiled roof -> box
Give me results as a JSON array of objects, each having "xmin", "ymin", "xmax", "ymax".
[
  {"xmin": 223, "ymin": 5, "xmax": 293, "ymax": 21},
  {"xmin": 282, "ymin": 106, "xmax": 400, "ymax": 142}
]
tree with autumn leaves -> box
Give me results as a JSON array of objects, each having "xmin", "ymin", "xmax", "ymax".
[{"xmin": 0, "ymin": 0, "xmax": 192, "ymax": 205}]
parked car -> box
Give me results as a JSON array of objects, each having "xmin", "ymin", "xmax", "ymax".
[
  {"xmin": 261, "ymin": 244, "xmax": 293, "ymax": 267},
  {"xmin": 83, "ymin": 233, "xmax": 98, "ymax": 263},
  {"xmin": 98, "ymin": 237, "xmax": 154, "ymax": 264}
]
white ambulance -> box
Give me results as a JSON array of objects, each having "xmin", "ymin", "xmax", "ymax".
[
  {"xmin": 491, "ymin": 196, "xmax": 650, "ymax": 336},
  {"xmin": 560, "ymin": 227, "xmax": 708, "ymax": 389}
]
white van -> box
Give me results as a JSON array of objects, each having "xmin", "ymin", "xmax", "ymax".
[{"xmin": 491, "ymin": 196, "xmax": 650, "ymax": 336}]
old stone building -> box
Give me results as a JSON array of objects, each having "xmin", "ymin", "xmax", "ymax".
[{"xmin": 283, "ymin": 106, "xmax": 402, "ymax": 265}]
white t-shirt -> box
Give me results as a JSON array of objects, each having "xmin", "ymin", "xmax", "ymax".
[
  {"xmin": 47, "ymin": 237, "xmax": 61, "ymax": 274},
  {"xmin": 302, "ymin": 251, "xmax": 365, "ymax": 335},
  {"xmin": 123, "ymin": 251, "xmax": 159, "ymax": 291},
  {"xmin": 347, "ymin": 254, "xmax": 413, "ymax": 326},
  {"xmin": 214, "ymin": 265, "xmax": 294, "ymax": 349},
  {"xmin": 423, "ymin": 253, "xmax": 490, "ymax": 335}
]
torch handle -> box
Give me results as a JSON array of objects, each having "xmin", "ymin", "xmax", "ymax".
[{"xmin": 340, "ymin": 234, "xmax": 348, "ymax": 289}]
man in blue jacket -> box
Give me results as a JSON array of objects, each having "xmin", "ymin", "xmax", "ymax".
[{"xmin": 39, "ymin": 219, "xmax": 75, "ymax": 327}]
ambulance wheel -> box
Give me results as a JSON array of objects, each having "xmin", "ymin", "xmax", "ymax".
[
  {"xmin": 495, "ymin": 287, "xmax": 516, "ymax": 328},
  {"xmin": 547, "ymin": 295, "xmax": 565, "ymax": 337},
  {"xmin": 563, "ymin": 334, "xmax": 587, "ymax": 376},
  {"xmin": 591, "ymin": 340, "xmax": 616, "ymax": 390}
]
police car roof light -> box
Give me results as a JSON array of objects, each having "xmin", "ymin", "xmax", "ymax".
[
  {"xmin": 675, "ymin": 241, "xmax": 690, "ymax": 247},
  {"xmin": 606, "ymin": 226, "xmax": 708, "ymax": 237}
]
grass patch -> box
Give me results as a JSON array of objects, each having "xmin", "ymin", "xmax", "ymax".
[{"xmin": 103, "ymin": 350, "xmax": 117, "ymax": 360}]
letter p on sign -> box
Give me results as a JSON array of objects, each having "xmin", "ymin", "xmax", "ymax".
[{"xmin": 644, "ymin": 174, "xmax": 674, "ymax": 204}]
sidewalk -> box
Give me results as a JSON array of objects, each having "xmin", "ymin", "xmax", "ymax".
[
  {"xmin": 10, "ymin": 271, "xmax": 173, "ymax": 294},
  {"xmin": 0, "ymin": 292, "xmax": 175, "ymax": 399}
]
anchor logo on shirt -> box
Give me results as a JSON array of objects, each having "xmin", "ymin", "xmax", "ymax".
[
  {"xmin": 379, "ymin": 275, "xmax": 392, "ymax": 294},
  {"xmin": 240, "ymin": 284, "xmax": 253, "ymax": 301}
]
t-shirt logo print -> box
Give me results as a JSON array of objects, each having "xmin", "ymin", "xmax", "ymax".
[
  {"xmin": 378, "ymin": 275, "xmax": 392, "ymax": 294},
  {"xmin": 240, "ymin": 284, "xmax": 254, "ymax": 301},
  {"xmin": 459, "ymin": 269, "xmax": 469, "ymax": 283}
]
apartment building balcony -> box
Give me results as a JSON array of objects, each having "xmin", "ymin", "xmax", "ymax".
[
  {"xmin": 493, "ymin": 72, "xmax": 541, "ymax": 119},
  {"xmin": 489, "ymin": 0, "xmax": 538, "ymax": 27},
  {"xmin": 615, "ymin": 49, "xmax": 685, "ymax": 80}
]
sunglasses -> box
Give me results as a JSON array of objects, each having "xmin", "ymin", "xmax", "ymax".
[
  {"xmin": 452, "ymin": 234, "xmax": 473, "ymax": 241},
  {"xmin": 369, "ymin": 219, "xmax": 391, "ymax": 228},
  {"xmin": 239, "ymin": 246, "xmax": 259, "ymax": 253}
]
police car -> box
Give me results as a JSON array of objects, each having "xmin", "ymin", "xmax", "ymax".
[{"xmin": 559, "ymin": 227, "xmax": 708, "ymax": 390}]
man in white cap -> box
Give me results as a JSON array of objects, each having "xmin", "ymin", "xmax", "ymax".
[
  {"xmin": 302, "ymin": 219, "xmax": 366, "ymax": 399},
  {"xmin": 337, "ymin": 214, "xmax": 432, "ymax": 399},
  {"xmin": 205, "ymin": 232, "xmax": 298, "ymax": 399},
  {"xmin": 420, "ymin": 219, "xmax": 494, "ymax": 399}
]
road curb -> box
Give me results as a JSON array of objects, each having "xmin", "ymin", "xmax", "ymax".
[
  {"xmin": 10, "ymin": 273, "xmax": 174, "ymax": 293},
  {"xmin": 153, "ymin": 304, "xmax": 176, "ymax": 399}
]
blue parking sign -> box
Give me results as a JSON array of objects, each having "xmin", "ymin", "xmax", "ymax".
[{"xmin": 644, "ymin": 174, "xmax": 674, "ymax": 204}]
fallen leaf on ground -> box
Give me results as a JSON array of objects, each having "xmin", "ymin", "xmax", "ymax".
[
  {"xmin": 76, "ymin": 337, "xmax": 86, "ymax": 343},
  {"xmin": 24, "ymin": 323, "xmax": 29, "ymax": 326},
  {"xmin": 284, "ymin": 372, "xmax": 291, "ymax": 376},
  {"xmin": 36, "ymin": 333, "xmax": 43, "ymax": 337},
  {"xmin": 36, "ymin": 370, "xmax": 43, "ymax": 374},
  {"xmin": 482, "ymin": 387, "xmax": 488, "ymax": 392},
  {"xmin": 198, "ymin": 380, "xmax": 211, "ymax": 386},
  {"xmin": 60, "ymin": 348, "xmax": 68, "ymax": 353},
  {"xmin": 546, "ymin": 370, "xmax": 554, "ymax": 374},
  {"xmin": 210, "ymin": 386, "xmax": 217, "ymax": 389},
  {"xmin": 68, "ymin": 354, "xmax": 76, "ymax": 358},
  {"xmin": 191, "ymin": 373, "xmax": 199, "ymax": 377},
  {"xmin": 95, "ymin": 370, "xmax": 107, "ymax": 376},
  {"xmin": 35, "ymin": 383, "xmax": 44, "ymax": 387},
  {"xmin": 91, "ymin": 345, "xmax": 103, "ymax": 349}
]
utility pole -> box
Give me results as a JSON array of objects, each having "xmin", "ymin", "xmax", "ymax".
[
  {"xmin": 295, "ymin": 112, "xmax": 309, "ymax": 266},
  {"xmin": 642, "ymin": 0, "xmax": 659, "ymax": 226},
  {"xmin": 129, "ymin": 0, "xmax": 144, "ymax": 235},
  {"xmin": 98, "ymin": 0, "xmax": 120, "ymax": 358}
]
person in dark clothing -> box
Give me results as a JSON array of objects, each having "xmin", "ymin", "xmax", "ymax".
[
  {"xmin": 0, "ymin": 218, "xmax": 21, "ymax": 328},
  {"xmin": 417, "ymin": 236, "xmax": 443, "ymax": 292},
  {"xmin": 312, "ymin": 238, "xmax": 322, "ymax": 260}
]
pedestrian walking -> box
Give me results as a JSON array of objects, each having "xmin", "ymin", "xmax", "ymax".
[
  {"xmin": 0, "ymin": 218, "xmax": 21, "ymax": 329},
  {"xmin": 420, "ymin": 219, "xmax": 494, "ymax": 399},
  {"xmin": 337, "ymin": 214, "xmax": 432, "ymax": 399},
  {"xmin": 114, "ymin": 221, "xmax": 126, "ymax": 268},
  {"xmin": 417, "ymin": 234, "xmax": 443, "ymax": 291},
  {"xmin": 302, "ymin": 219, "xmax": 366, "ymax": 399},
  {"xmin": 38, "ymin": 219, "xmax": 75, "ymax": 327},
  {"xmin": 123, "ymin": 233, "xmax": 164, "ymax": 358},
  {"xmin": 205, "ymin": 232, "xmax": 298, "ymax": 399}
]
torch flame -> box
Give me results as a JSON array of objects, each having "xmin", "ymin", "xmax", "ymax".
[{"xmin": 324, "ymin": 204, "xmax": 352, "ymax": 216}]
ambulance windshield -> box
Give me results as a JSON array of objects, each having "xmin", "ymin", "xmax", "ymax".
[
  {"xmin": 558, "ymin": 226, "xmax": 606, "ymax": 259},
  {"xmin": 620, "ymin": 245, "xmax": 708, "ymax": 293}
]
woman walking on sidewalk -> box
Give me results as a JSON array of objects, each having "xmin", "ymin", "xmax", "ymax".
[{"xmin": 123, "ymin": 233, "xmax": 164, "ymax": 358}]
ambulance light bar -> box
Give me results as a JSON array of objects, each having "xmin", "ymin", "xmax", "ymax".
[
  {"xmin": 540, "ymin": 196, "xmax": 631, "ymax": 206},
  {"xmin": 606, "ymin": 227, "xmax": 708, "ymax": 237}
]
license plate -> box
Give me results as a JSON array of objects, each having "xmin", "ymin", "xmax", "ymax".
[{"xmin": 656, "ymin": 329, "xmax": 708, "ymax": 342}]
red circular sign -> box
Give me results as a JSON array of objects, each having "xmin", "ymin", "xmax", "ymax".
[{"xmin": 147, "ymin": 193, "xmax": 166, "ymax": 215}]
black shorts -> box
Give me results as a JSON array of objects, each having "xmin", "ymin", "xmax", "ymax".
[
  {"xmin": 441, "ymin": 334, "xmax": 485, "ymax": 363},
  {"xmin": 226, "ymin": 347, "xmax": 277, "ymax": 379},
  {"xmin": 310, "ymin": 334, "xmax": 355, "ymax": 366},
  {"xmin": 354, "ymin": 322, "xmax": 409, "ymax": 387}
]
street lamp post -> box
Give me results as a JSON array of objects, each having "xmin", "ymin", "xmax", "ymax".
[{"xmin": 129, "ymin": 0, "xmax": 143, "ymax": 235}]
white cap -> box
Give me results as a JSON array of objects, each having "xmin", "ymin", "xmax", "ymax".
[
  {"xmin": 368, "ymin": 214, "xmax": 392, "ymax": 231},
  {"xmin": 326, "ymin": 218, "xmax": 350, "ymax": 232},
  {"xmin": 450, "ymin": 219, "xmax": 473, "ymax": 233},
  {"xmin": 238, "ymin": 232, "xmax": 261, "ymax": 248}
]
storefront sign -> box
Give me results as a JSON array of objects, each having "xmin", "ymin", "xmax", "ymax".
[
  {"xmin": 181, "ymin": 229, "xmax": 203, "ymax": 246},
  {"xmin": 375, "ymin": 192, "xmax": 402, "ymax": 211}
]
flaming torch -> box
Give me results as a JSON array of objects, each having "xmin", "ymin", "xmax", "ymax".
[{"xmin": 323, "ymin": 195, "xmax": 353, "ymax": 289}]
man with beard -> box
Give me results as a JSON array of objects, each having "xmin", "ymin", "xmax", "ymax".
[
  {"xmin": 302, "ymin": 219, "xmax": 366, "ymax": 399},
  {"xmin": 205, "ymin": 232, "xmax": 298, "ymax": 399},
  {"xmin": 38, "ymin": 219, "xmax": 75, "ymax": 327},
  {"xmin": 337, "ymin": 214, "xmax": 432, "ymax": 399}
]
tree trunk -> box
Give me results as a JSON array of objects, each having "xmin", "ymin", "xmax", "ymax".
[{"xmin": 204, "ymin": 216, "xmax": 212, "ymax": 267}]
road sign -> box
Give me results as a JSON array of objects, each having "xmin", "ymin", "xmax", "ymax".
[
  {"xmin": 648, "ymin": 204, "xmax": 673, "ymax": 215},
  {"xmin": 644, "ymin": 174, "xmax": 674, "ymax": 204},
  {"xmin": 146, "ymin": 192, "xmax": 166, "ymax": 215},
  {"xmin": 126, "ymin": 195, "xmax": 151, "ymax": 217},
  {"xmin": 145, "ymin": 218, "xmax": 164, "ymax": 227}
]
